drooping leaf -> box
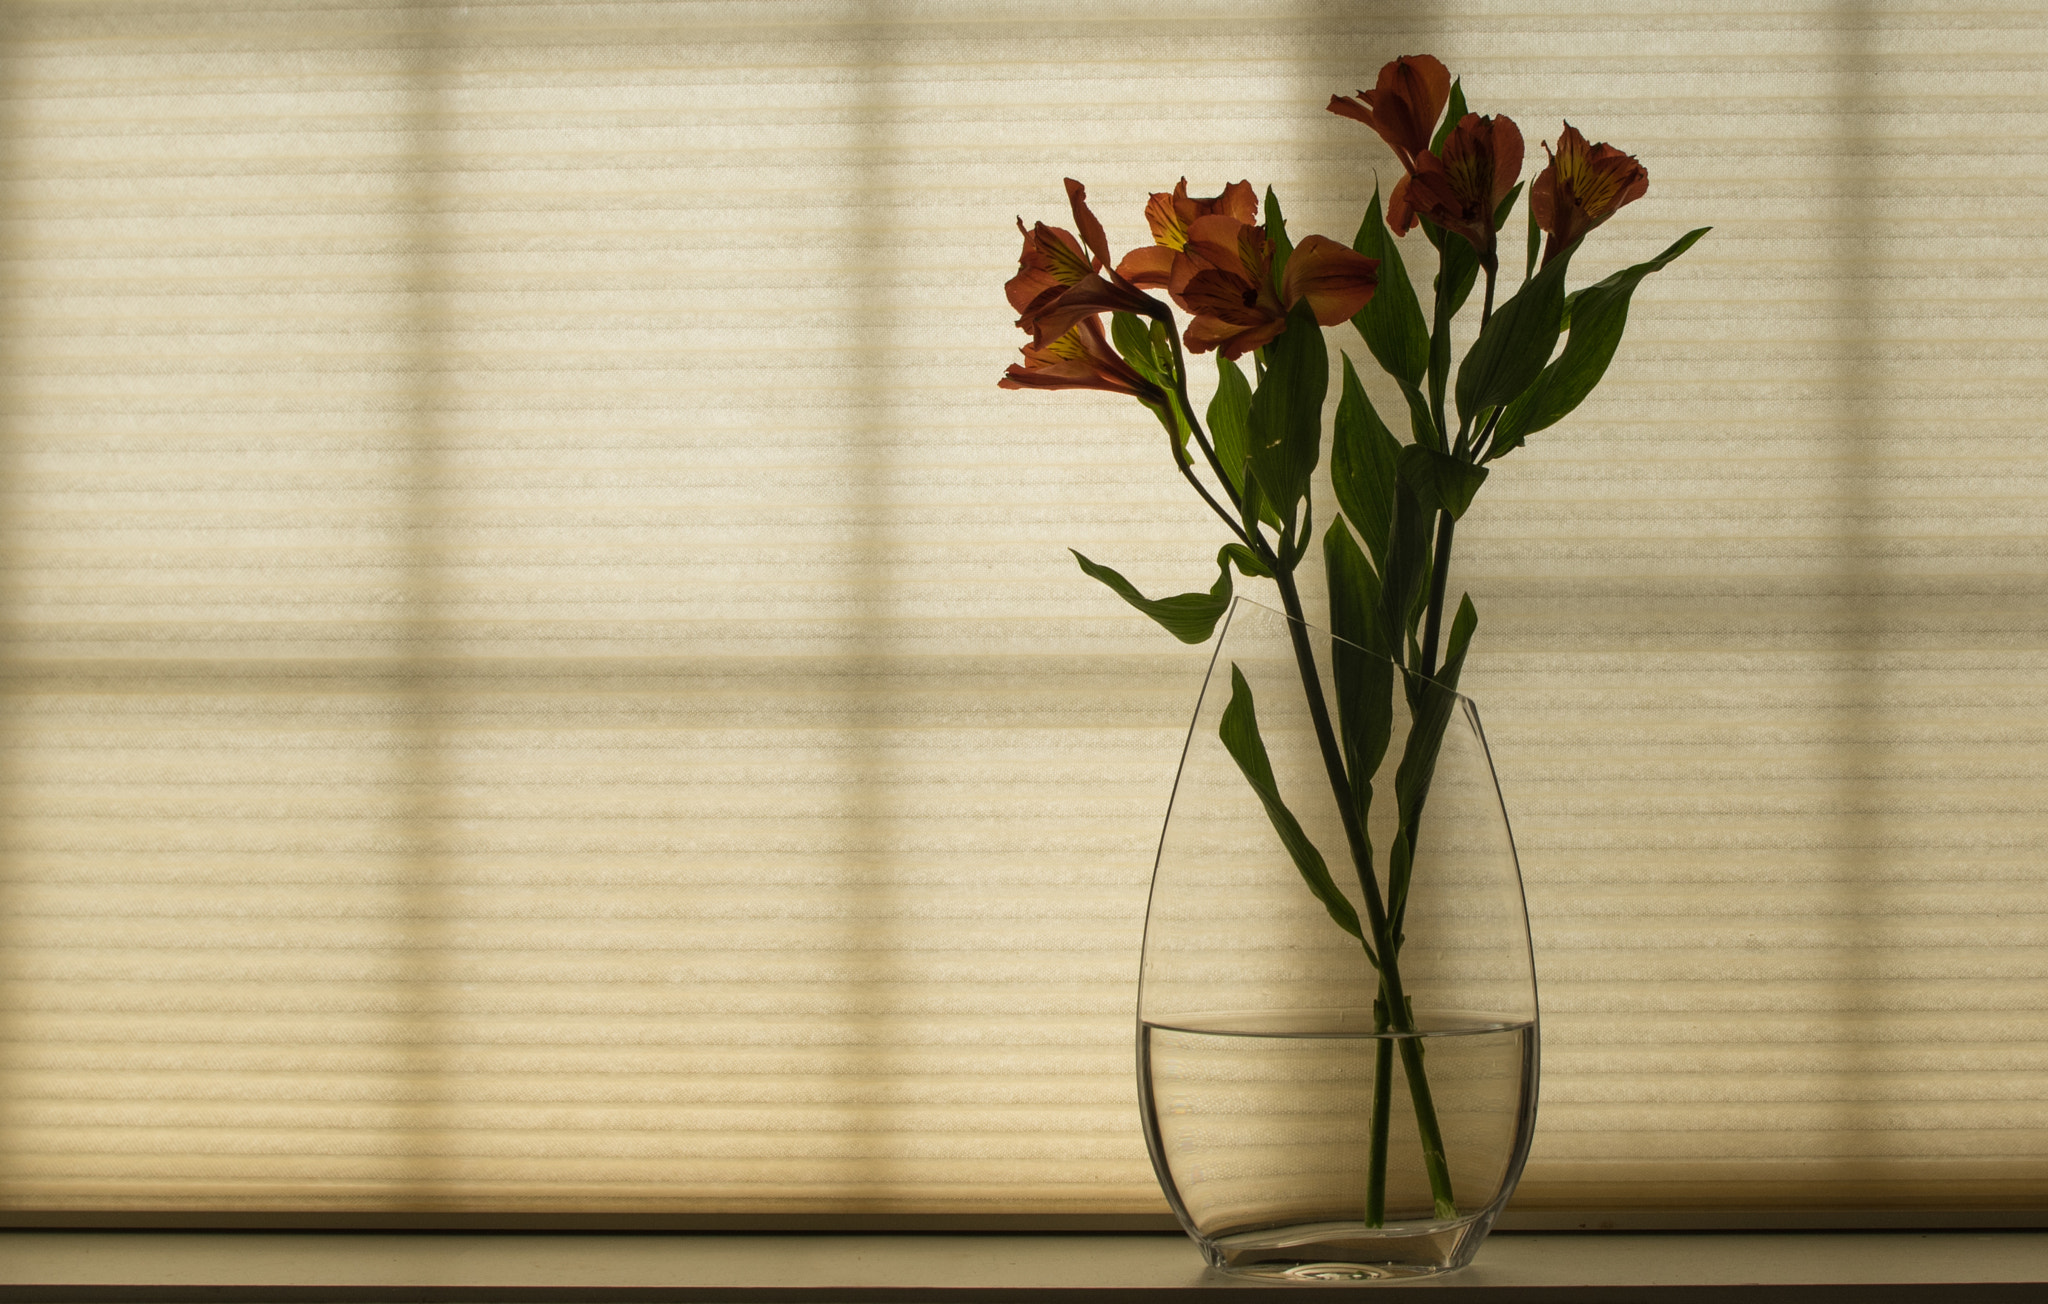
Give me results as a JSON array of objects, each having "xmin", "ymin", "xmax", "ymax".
[
  {"xmin": 1350, "ymin": 186, "xmax": 1428, "ymax": 387},
  {"xmin": 1453, "ymin": 237, "xmax": 1578, "ymax": 428},
  {"xmin": 1070, "ymin": 547, "xmax": 1248, "ymax": 645},
  {"xmin": 1488, "ymin": 227, "xmax": 1711, "ymax": 460},
  {"xmin": 1247, "ymin": 300, "xmax": 1327, "ymax": 527},
  {"xmin": 1218, "ymin": 664, "xmax": 1368, "ymax": 947},
  {"xmin": 1264, "ymin": 186, "xmax": 1293, "ymax": 296},
  {"xmin": 1332, "ymin": 354, "xmax": 1403, "ymax": 573},
  {"xmin": 1324, "ymin": 519, "xmax": 1395, "ymax": 839},
  {"xmin": 1219, "ymin": 542, "xmax": 1272, "ymax": 580},
  {"xmin": 1398, "ymin": 444, "xmax": 1489, "ymax": 520}
]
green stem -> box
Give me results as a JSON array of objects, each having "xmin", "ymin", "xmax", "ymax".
[
  {"xmin": 1366, "ymin": 996, "xmax": 1392, "ymax": 1226},
  {"xmin": 1268, "ymin": 565, "xmax": 1457, "ymax": 1221},
  {"xmin": 1419, "ymin": 510, "xmax": 1456, "ymax": 679}
]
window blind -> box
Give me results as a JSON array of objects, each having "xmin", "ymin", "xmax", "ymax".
[{"xmin": 0, "ymin": 0, "xmax": 2042, "ymax": 1217}]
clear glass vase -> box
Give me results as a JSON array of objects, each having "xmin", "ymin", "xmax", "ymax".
[{"xmin": 1139, "ymin": 597, "xmax": 1538, "ymax": 1281}]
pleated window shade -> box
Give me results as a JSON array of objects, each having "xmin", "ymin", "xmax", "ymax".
[{"xmin": 0, "ymin": 0, "xmax": 2042, "ymax": 1219}]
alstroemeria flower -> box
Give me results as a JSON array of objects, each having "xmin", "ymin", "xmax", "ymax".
[
  {"xmin": 1116, "ymin": 178, "xmax": 1259, "ymax": 289},
  {"xmin": 1011, "ymin": 178, "xmax": 1172, "ymax": 345},
  {"xmin": 1005, "ymin": 218, "xmax": 1093, "ymax": 325},
  {"xmin": 1170, "ymin": 218, "xmax": 1378, "ymax": 360},
  {"xmin": 999, "ymin": 314, "xmax": 1164, "ymax": 402},
  {"xmin": 1387, "ymin": 112, "xmax": 1524, "ymax": 266},
  {"xmin": 1282, "ymin": 235, "xmax": 1380, "ymax": 324},
  {"xmin": 1531, "ymin": 123, "xmax": 1648, "ymax": 265},
  {"xmin": 1326, "ymin": 54, "xmax": 1452, "ymax": 174}
]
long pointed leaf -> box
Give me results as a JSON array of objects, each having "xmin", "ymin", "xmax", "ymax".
[
  {"xmin": 1489, "ymin": 227, "xmax": 1711, "ymax": 459},
  {"xmin": 1207, "ymin": 353, "xmax": 1284, "ymax": 528},
  {"xmin": 1332, "ymin": 354, "xmax": 1403, "ymax": 573},
  {"xmin": 1248, "ymin": 300, "xmax": 1327, "ymax": 523},
  {"xmin": 1351, "ymin": 186, "xmax": 1429, "ymax": 387},
  {"xmin": 1454, "ymin": 237, "xmax": 1578, "ymax": 427},
  {"xmin": 1218, "ymin": 665, "xmax": 1367, "ymax": 947},
  {"xmin": 1389, "ymin": 594, "xmax": 1477, "ymax": 936},
  {"xmin": 1379, "ymin": 480, "xmax": 1433, "ymax": 659},
  {"xmin": 1325, "ymin": 519, "xmax": 1395, "ymax": 845}
]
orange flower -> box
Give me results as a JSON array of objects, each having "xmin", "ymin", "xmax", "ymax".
[
  {"xmin": 1531, "ymin": 123, "xmax": 1648, "ymax": 265},
  {"xmin": 1283, "ymin": 235, "xmax": 1381, "ymax": 324},
  {"xmin": 1387, "ymin": 112, "xmax": 1523, "ymax": 266},
  {"xmin": 1169, "ymin": 218, "xmax": 1377, "ymax": 360},
  {"xmin": 1005, "ymin": 218, "xmax": 1092, "ymax": 323},
  {"xmin": 1116, "ymin": 178, "xmax": 1258, "ymax": 289},
  {"xmin": 999, "ymin": 315, "xmax": 1163, "ymax": 401},
  {"xmin": 1010, "ymin": 178, "xmax": 1171, "ymax": 345},
  {"xmin": 1327, "ymin": 55, "xmax": 1452, "ymax": 175}
]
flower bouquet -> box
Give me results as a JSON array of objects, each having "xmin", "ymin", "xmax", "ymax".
[{"xmin": 1001, "ymin": 56, "xmax": 1706, "ymax": 1278}]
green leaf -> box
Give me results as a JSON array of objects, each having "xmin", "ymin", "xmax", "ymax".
[
  {"xmin": 1525, "ymin": 180, "xmax": 1541, "ymax": 281},
  {"xmin": 1388, "ymin": 594, "xmax": 1477, "ymax": 937},
  {"xmin": 1430, "ymin": 79, "xmax": 1467, "ymax": 155},
  {"xmin": 1219, "ymin": 542, "xmax": 1272, "ymax": 579},
  {"xmin": 1453, "ymin": 237, "xmax": 1578, "ymax": 428},
  {"xmin": 1398, "ymin": 377, "xmax": 1437, "ymax": 449},
  {"xmin": 1398, "ymin": 444, "xmax": 1489, "ymax": 520},
  {"xmin": 1350, "ymin": 186, "xmax": 1429, "ymax": 387},
  {"xmin": 1283, "ymin": 493, "xmax": 1315, "ymax": 572},
  {"xmin": 1426, "ymin": 229, "xmax": 1480, "ymax": 438},
  {"xmin": 1218, "ymin": 665, "xmax": 1367, "ymax": 947},
  {"xmin": 1111, "ymin": 312, "xmax": 1189, "ymax": 446},
  {"xmin": 1379, "ymin": 479, "xmax": 1434, "ymax": 659},
  {"xmin": 1070, "ymin": 547, "xmax": 1243, "ymax": 645},
  {"xmin": 1489, "ymin": 227, "xmax": 1711, "ymax": 460},
  {"xmin": 1264, "ymin": 186, "xmax": 1293, "ymax": 297},
  {"xmin": 1492, "ymin": 181, "xmax": 1524, "ymax": 237},
  {"xmin": 1147, "ymin": 319, "xmax": 1175, "ymax": 374},
  {"xmin": 1110, "ymin": 312, "xmax": 1157, "ymax": 377},
  {"xmin": 1332, "ymin": 354, "xmax": 1403, "ymax": 574},
  {"xmin": 1324, "ymin": 519, "xmax": 1395, "ymax": 837},
  {"xmin": 1247, "ymin": 300, "xmax": 1327, "ymax": 527},
  {"xmin": 1207, "ymin": 353, "xmax": 1253, "ymax": 493}
]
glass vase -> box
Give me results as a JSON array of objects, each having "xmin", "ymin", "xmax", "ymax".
[{"xmin": 1138, "ymin": 597, "xmax": 1537, "ymax": 1280}]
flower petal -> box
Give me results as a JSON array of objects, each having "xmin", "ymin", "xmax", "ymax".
[
  {"xmin": 1281, "ymin": 234, "xmax": 1379, "ymax": 325},
  {"xmin": 1115, "ymin": 243, "xmax": 1178, "ymax": 289},
  {"xmin": 1064, "ymin": 177, "xmax": 1111, "ymax": 269}
]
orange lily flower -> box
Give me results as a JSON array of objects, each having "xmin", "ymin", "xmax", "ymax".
[
  {"xmin": 1170, "ymin": 218, "xmax": 1378, "ymax": 360},
  {"xmin": 1387, "ymin": 112, "xmax": 1523, "ymax": 267},
  {"xmin": 999, "ymin": 315, "xmax": 1164, "ymax": 401},
  {"xmin": 1116, "ymin": 178, "xmax": 1259, "ymax": 289},
  {"xmin": 1531, "ymin": 123, "xmax": 1648, "ymax": 265},
  {"xmin": 1326, "ymin": 55, "xmax": 1452, "ymax": 175}
]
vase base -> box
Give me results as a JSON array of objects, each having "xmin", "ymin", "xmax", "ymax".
[{"xmin": 1201, "ymin": 1215, "xmax": 1494, "ymax": 1281}]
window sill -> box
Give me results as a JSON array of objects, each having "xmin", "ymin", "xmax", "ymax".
[{"xmin": 3, "ymin": 1231, "xmax": 2047, "ymax": 1302}]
